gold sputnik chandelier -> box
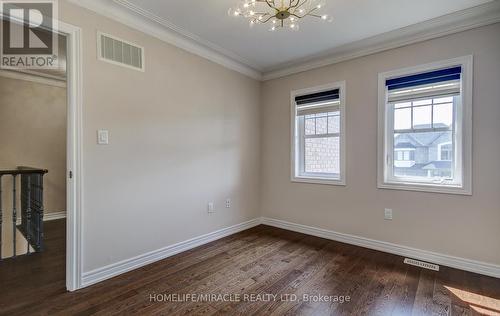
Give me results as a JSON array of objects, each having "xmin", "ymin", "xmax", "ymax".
[{"xmin": 228, "ymin": 0, "xmax": 332, "ymax": 31}]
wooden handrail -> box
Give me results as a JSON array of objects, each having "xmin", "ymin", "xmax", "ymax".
[{"xmin": 0, "ymin": 166, "xmax": 48, "ymax": 176}]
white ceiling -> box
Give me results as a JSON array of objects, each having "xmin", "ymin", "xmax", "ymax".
[{"xmin": 120, "ymin": 0, "xmax": 494, "ymax": 72}]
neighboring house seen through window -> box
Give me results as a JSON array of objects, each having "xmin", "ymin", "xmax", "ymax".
[{"xmin": 291, "ymin": 82, "xmax": 346, "ymax": 185}]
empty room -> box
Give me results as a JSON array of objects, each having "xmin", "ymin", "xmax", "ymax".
[{"xmin": 0, "ymin": 0, "xmax": 499, "ymax": 315}]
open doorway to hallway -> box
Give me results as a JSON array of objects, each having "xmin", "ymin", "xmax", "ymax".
[{"xmin": 0, "ymin": 33, "xmax": 67, "ymax": 261}]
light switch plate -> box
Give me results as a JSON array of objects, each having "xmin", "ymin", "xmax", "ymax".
[
  {"xmin": 384, "ymin": 208, "xmax": 393, "ymax": 220},
  {"xmin": 97, "ymin": 130, "xmax": 109, "ymax": 145}
]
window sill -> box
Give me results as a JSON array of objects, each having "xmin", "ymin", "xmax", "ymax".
[
  {"xmin": 378, "ymin": 181, "xmax": 471, "ymax": 195},
  {"xmin": 292, "ymin": 176, "xmax": 346, "ymax": 186}
]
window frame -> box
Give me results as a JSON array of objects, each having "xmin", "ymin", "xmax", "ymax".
[
  {"xmin": 291, "ymin": 81, "xmax": 346, "ymax": 186},
  {"xmin": 377, "ymin": 56, "xmax": 473, "ymax": 195}
]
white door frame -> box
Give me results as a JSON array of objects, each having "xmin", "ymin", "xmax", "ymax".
[{"xmin": 57, "ymin": 21, "xmax": 83, "ymax": 292}]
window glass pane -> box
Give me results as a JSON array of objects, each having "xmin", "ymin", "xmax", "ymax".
[
  {"xmin": 433, "ymin": 103, "xmax": 453, "ymax": 128},
  {"xmin": 315, "ymin": 116, "xmax": 328, "ymax": 134},
  {"xmin": 393, "ymin": 131, "xmax": 453, "ymax": 180},
  {"xmin": 328, "ymin": 114, "xmax": 340, "ymax": 134},
  {"xmin": 305, "ymin": 137, "xmax": 340, "ymax": 174},
  {"xmin": 305, "ymin": 118, "xmax": 315, "ymax": 135},
  {"xmin": 394, "ymin": 107, "xmax": 411, "ymax": 130},
  {"xmin": 413, "ymin": 105, "xmax": 432, "ymax": 129}
]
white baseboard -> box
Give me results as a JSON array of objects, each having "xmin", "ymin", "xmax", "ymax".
[
  {"xmin": 44, "ymin": 211, "xmax": 66, "ymax": 221},
  {"xmin": 81, "ymin": 218, "xmax": 262, "ymax": 288},
  {"xmin": 261, "ymin": 217, "xmax": 500, "ymax": 279}
]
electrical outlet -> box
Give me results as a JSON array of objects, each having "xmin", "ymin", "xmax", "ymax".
[
  {"xmin": 384, "ymin": 208, "xmax": 393, "ymax": 220},
  {"xmin": 208, "ymin": 202, "xmax": 215, "ymax": 213},
  {"xmin": 225, "ymin": 199, "xmax": 231, "ymax": 208},
  {"xmin": 97, "ymin": 129, "xmax": 109, "ymax": 145}
]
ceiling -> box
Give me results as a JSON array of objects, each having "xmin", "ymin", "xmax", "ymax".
[{"xmin": 119, "ymin": 0, "xmax": 494, "ymax": 72}]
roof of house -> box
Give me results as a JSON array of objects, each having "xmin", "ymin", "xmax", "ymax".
[
  {"xmin": 395, "ymin": 142, "xmax": 416, "ymax": 149},
  {"xmin": 395, "ymin": 130, "xmax": 450, "ymax": 147},
  {"xmin": 422, "ymin": 161, "xmax": 452, "ymax": 170}
]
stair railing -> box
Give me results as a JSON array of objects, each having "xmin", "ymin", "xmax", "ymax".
[{"xmin": 0, "ymin": 166, "xmax": 48, "ymax": 259}]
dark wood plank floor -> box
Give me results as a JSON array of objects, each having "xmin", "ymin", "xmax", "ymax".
[{"xmin": 1, "ymin": 220, "xmax": 499, "ymax": 315}]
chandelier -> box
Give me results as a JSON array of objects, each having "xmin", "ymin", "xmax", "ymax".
[{"xmin": 228, "ymin": 0, "xmax": 332, "ymax": 31}]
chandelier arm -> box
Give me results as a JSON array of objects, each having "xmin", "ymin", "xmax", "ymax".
[
  {"xmin": 265, "ymin": 0, "xmax": 278, "ymax": 10},
  {"xmin": 304, "ymin": 7, "xmax": 319, "ymax": 16},
  {"xmin": 290, "ymin": 6, "xmax": 318, "ymax": 19},
  {"xmin": 289, "ymin": 0, "xmax": 303, "ymax": 9},
  {"xmin": 290, "ymin": 13, "xmax": 305, "ymax": 19},
  {"xmin": 259, "ymin": 14, "xmax": 276, "ymax": 23},
  {"xmin": 290, "ymin": 1, "xmax": 308, "ymax": 15}
]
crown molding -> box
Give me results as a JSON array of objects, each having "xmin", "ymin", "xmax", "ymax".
[
  {"xmin": 262, "ymin": 1, "xmax": 500, "ymax": 81},
  {"xmin": 65, "ymin": 0, "xmax": 263, "ymax": 80},
  {"xmin": 66, "ymin": 1, "xmax": 500, "ymax": 82}
]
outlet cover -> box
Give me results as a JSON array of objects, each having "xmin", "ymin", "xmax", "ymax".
[{"xmin": 208, "ymin": 202, "xmax": 215, "ymax": 213}]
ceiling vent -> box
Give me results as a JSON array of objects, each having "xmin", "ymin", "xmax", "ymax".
[{"xmin": 98, "ymin": 32, "xmax": 144, "ymax": 71}]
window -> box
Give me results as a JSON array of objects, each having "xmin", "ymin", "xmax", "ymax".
[
  {"xmin": 378, "ymin": 56, "xmax": 472, "ymax": 195},
  {"xmin": 439, "ymin": 142, "xmax": 452, "ymax": 161},
  {"xmin": 291, "ymin": 82, "xmax": 346, "ymax": 185}
]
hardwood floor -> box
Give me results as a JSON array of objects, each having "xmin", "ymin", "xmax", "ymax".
[{"xmin": 0, "ymin": 220, "xmax": 499, "ymax": 315}]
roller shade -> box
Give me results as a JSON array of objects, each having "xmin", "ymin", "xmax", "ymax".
[
  {"xmin": 295, "ymin": 89, "xmax": 340, "ymax": 116},
  {"xmin": 386, "ymin": 66, "xmax": 461, "ymax": 103}
]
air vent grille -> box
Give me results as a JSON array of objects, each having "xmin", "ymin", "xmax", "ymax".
[
  {"xmin": 404, "ymin": 258, "xmax": 440, "ymax": 271},
  {"xmin": 98, "ymin": 33, "xmax": 144, "ymax": 71}
]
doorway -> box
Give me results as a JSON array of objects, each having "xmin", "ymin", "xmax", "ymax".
[{"xmin": 0, "ymin": 19, "xmax": 82, "ymax": 293}]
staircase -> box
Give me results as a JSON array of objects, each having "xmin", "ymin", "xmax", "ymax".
[{"xmin": 0, "ymin": 167, "xmax": 47, "ymax": 260}]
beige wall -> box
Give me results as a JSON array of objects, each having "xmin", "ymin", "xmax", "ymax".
[
  {"xmin": 58, "ymin": 1, "xmax": 261, "ymax": 273},
  {"xmin": 0, "ymin": 76, "xmax": 67, "ymax": 214},
  {"xmin": 261, "ymin": 23, "xmax": 500, "ymax": 266},
  {"xmin": 56, "ymin": 1, "xmax": 499, "ymax": 275}
]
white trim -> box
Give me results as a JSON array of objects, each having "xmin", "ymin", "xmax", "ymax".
[
  {"xmin": 263, "ymin": 2, "xmax": 500, "ymax": 80},
  {"xmin": 290, "ymin": 81, "xmax": 346, "ymax": 186},
  {"xmin": 377, "ymin": 56, "xmax": 473, "ymax": 195},
  {"xmin": 66, "ymin": 0, "xmax": 262, "ymax": 80},
  {"xmin": 0, "ymin": 69, "xmax": 66, "ymax": 88},
  {"xmin": 261, "ymin": 217, "xmax": 500, "ymax": 279},
  {"xmin": 57, "ymin": 21, "xmax": 84, "ymax": 292},
  {"xmin": 81, "ymin": 218, "xmax": 262, "ymax": 288},
  {"xmin": 96, "ymin": 31, "xmax": 146, "ymax": 72},
  {"xmin": 44, "ymin": 211, "xmax": 66, "ymax": 221}
]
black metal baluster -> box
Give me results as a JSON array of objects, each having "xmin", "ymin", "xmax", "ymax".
[
  {"xmin": 25, "ymin": 175, "xmax": 31, "ymax": 255},
  {"xmin": 12, "ymin": 174, "xmax": 17, "ymax": 258},
  {"xmin": 0, "ymin": 175, "xmax": 3, "ymax": 260},
  {"xmin": 38, "ymin": 174, "xmax": 44, "ymax": 251}
]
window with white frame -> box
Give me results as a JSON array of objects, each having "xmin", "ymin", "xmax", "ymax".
[
  {"xmin": 378, "ymin": 57, "xmax": 472, "ymax": 194},
  {"xmin": 292, "ymin": 83, "xmax": 345, "ymax": 185}
]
